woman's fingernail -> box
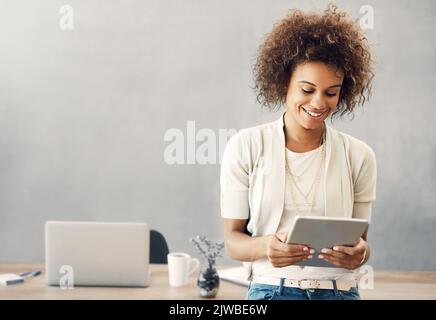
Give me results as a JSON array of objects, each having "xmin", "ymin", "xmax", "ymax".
[
  {"xmin": 321, "ymin": 249, "xmax": 328, "ymax": 254},
  {"xmin": 318, "ymin": 254, "xmax": 324, "ymax": 259},
  {"xmin": 310, "ymin": 249, "xmax": 315, "ymax": 254},
  {"xmin": 308, "ymin": 255, "xmax": 313, "ymax": 259},
  {"xmin": 333, "ymin": 246, "xmax": 339, "ymax": 251},
  {"xmin": 303, "ymin": 247, "xmax": 308, "ymax": 252}
]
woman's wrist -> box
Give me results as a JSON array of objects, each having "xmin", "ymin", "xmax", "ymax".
[
  {"xmin": 240, "ymin": 234, "xmax": 273, "ymax": 262},
  {"xmin": 360, "ymin": 241, "xmax": 370, "ymax": 266},
  {"xmin": 260, "ymin": 235, "xmax": 273, "ymax": 260}
]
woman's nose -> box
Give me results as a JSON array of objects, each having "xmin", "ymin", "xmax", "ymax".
[{"xmin": 310, "ymin": 93, "xmax": 327, "ymax": 109}]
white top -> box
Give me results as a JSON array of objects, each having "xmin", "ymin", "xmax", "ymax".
[
  {"xmin": 220, "ymin": 114, "xmax": 377, "ymax": 281},
  {"xmin": 220, "ymin": 114, "xmax": 377, "ymax": 236},
  {"xmin": 251, "ymin": 145, "xmax": 355, "ymax": 280}
]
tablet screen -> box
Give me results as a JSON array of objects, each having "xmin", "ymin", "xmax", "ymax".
[{"xmin": 285, "ymin": 216, "xmax": 368, "ymax": 268}]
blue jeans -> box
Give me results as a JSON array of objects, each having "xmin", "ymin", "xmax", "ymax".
[{"xmin": 247, "ymin": 279, "xmax": 361, "ymax": 300}]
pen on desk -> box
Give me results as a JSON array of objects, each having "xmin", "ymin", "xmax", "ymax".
[{"xmin": 19, "ymin": 270, "xmax": 42, "ymax": 279}]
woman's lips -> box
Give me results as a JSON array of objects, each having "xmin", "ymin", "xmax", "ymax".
[{"xmin": 301, "ymin": 106, "xmax": 328, "ymax": 119}]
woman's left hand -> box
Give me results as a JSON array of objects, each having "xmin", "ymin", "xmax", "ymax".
[{"xmin": 318, "ymin": 238, "xmax": 369, "ymax": 269}]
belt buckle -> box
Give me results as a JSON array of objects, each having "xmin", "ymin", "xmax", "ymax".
[{"xmin": 298, "ymin": 279, "xmax": 320, "ymax": 289}]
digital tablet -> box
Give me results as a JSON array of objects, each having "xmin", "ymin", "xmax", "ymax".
[{"xmin": 285, "ymin": 216, "xmax": 369, "ymax": 268}]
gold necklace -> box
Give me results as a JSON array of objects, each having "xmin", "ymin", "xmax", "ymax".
[
  {"xmin": 288, "ymin": 147, "xmax": 324, "ymax": 207},
  {"xmin": 285, "ymin": 129, "xmax": 326, "ymax": 214},
  {"xmin": 285, "ymin": 146, "xmax": 321, "ymax": 179}
]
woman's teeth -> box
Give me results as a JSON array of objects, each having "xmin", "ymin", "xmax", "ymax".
[{"xmin": 302, "ymin": 107, "xmax": 325, "ymax": 118}]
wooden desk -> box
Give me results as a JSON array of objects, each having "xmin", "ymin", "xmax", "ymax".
[
  {"xmin": 1, "ymin": 263, "xmax": 435, "ymax": 300},
  {"xmin": 0, "ymin": 263, "xmax": 245, "ymax": 300}
]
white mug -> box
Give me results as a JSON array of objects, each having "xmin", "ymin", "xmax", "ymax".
[{"xmin": 167, "ymin": 252, "xmax": 200, "ymax": 287}]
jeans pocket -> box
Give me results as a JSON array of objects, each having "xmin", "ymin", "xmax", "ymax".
[
  {"xmin": 247, "ymin": 287, "xmax": 278, "ymax": 300},
  {"xmin": 340, "ymin": 287, "xmax": 361, "ymax": 300}
]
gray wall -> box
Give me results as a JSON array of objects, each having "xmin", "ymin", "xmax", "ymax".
[{"xmin": 0, "ymin": 0, "xmax": 435, "ymax": 270}]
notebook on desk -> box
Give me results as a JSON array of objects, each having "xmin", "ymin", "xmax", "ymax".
[{"xmin": 218, "ymin": 266, "xmax": 250, "ymax": 287}]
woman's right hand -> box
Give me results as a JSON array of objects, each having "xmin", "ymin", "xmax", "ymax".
[{"xmin": 266, "ymin": 232, "xmax": 314, "ymax": 268}]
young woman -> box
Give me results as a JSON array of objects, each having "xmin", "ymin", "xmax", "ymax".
[{"xmin": 220, "ymin": 5, "xmax": 376, "ymax": 300}]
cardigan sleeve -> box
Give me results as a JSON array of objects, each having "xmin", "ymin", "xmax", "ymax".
[
  {"xmin": 220, "ymin": 131, "xmax": 251, "ymax": 219},
  {"xmin": 352, "ymin": 145, "xmax": 377, "ymax": 222}
]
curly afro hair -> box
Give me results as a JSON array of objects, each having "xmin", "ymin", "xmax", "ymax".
[{"xmin": 253, "ymin": 5, "xmax": 374, "ymax": 118}]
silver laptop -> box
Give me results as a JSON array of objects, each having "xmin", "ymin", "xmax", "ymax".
[{"xmin": 45, "ymin": 221, "xmax": 150, "ymax": 287}]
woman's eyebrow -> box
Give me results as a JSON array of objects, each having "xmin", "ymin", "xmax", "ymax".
[{"xmin": 298, "ymin": 80, "xmax": 342, "ymax": 88}]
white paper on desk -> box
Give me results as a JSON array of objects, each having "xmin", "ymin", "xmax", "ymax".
[
  {"xmin": 0, "ymin": 273, "xmax": 25, "ymax": 286},
  {"xmin": 218, "ymin": 267, "xmax": 250, "ymax": 287}
]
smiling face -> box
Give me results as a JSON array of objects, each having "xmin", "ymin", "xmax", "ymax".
[{"xmin": 286, "ymin": 61, "xmax": 344, "ymax": 131}]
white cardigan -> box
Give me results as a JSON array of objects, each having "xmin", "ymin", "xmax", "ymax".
[{"xmin": 220, "ymin": 113, "xmax": 377, "ymax": 237}]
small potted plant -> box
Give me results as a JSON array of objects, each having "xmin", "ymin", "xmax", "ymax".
[{"xmin": 189, "ymin": 235, "xmax": 224, "ymax": 298}]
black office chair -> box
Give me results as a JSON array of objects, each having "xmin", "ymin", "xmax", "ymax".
[{"xmin": 150, "ymin": 229, "xmax": 170, "ymax": 264}]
